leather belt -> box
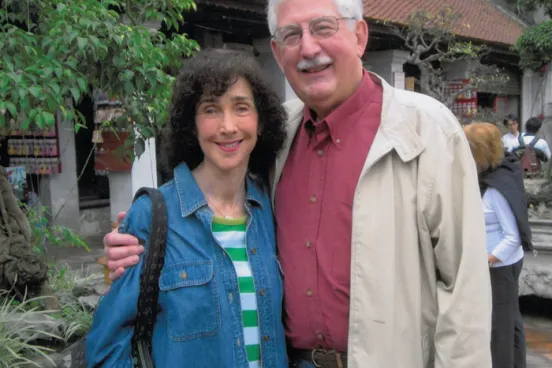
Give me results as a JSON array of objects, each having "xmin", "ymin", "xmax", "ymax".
[{"xmin": 290, "ymin": 348, "xmax": 347, "ymax": 368}]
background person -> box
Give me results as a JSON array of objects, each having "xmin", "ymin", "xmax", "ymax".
[{"xmin": 464, "ymin": 122, "xmax": 529, "ymax": 368}]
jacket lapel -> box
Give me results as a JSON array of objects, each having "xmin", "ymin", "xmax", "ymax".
[{"xmin": 270, "ymin": 98, "xmax": 304, "ymax": 204}]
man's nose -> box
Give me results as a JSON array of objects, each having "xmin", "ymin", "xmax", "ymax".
[{"xmin": 299, "ymin": 31, "xmax": 322, "ymax": 59}]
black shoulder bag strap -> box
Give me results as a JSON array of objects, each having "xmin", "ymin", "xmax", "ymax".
[
  {"xmin": 518, "ymin": 133, "xmax": 525, "ymax": 148},
  {"xmin": 69, "ymin": 187, "xmax": 167, "ymax": 368},
  {"xmin": 528, "ymin": 135, "xmax": 539, "ymax": 148},
  {"xmin": 131, "ymin": 187, "xmax": 168, "ymax": 368}
]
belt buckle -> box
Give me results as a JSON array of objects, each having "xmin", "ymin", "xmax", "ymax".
[
  {"xmin": 311, "ymin": 349, "xmax": 344, "ymax": 368},
  {"xmin": 311, "ymin": 349, "xmax": 326, "ymax": 368}
]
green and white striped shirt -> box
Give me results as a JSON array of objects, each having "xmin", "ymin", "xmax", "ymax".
[{"xmin": 212, "ymin": 216, "xmax": 260, "ymax": 368}]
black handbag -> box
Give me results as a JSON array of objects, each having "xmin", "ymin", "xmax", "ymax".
[{"xmin": 70, "ymin": 187, "xmax": 168, "ymax": 368}]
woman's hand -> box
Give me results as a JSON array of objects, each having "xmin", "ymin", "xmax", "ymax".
[{"xmin": 488, "ymin": 254, "xmax": 501, "ymax": 266}]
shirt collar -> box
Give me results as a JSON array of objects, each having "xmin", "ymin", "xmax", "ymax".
[
  {"xmin": 173, "ymin": 163, "xmax": 264, "ymax": 218},
  {"xmin": 302, "ymin": 70, "xmax": 382, "ymax": 145}
]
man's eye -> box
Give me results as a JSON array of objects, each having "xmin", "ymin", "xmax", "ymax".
[
  {"xmin": 313, "ymin": 22, "xmax": 335, "ymax": 34},
  {"xmin": 204, "ymin": 106, "xmax": 217, "ymax": 114},
  {"xmin": 282, "ymin": 30, "xmax": 300, "ymax": 42}
]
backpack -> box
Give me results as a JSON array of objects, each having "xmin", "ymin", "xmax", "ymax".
[
  {"xmin": 70, "ymin": 187, "xmax": 168, "ymax": 368},
  {"xmin": 513, "ymin": 135, "xmax": 541, "ymax": 177}
]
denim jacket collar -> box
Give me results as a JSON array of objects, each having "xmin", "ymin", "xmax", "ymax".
[{"xmin": 173, "ymin": 163, "xmax": 264, "ymax": 218}]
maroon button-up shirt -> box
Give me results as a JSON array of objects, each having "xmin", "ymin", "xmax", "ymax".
[{"xmin": 274, "ymin": 72, "xmax": 383, "ymax": 352}]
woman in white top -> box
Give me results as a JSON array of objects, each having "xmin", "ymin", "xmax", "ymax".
[{"xmin": 464, "ymin": 122, "xmax": 531, "ymax": 368}]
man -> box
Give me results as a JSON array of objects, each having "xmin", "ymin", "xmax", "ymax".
[
  {"xmin": 515, "ymin": 117, "xmax": 551, "ymax": 162},
  {"xmin": 103, "ymin": 0, "xmax": 492, "ymax": 367},
  {"xmin": 502, "ymin": 114, "xmax": 521, "ymax": 152}
]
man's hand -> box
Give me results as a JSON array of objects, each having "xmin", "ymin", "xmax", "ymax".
[{"xmin": 104, "ymin": 211, "xmax": 144, "ymax": 281}]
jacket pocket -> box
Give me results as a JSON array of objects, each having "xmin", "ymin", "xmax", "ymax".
[{"xmin": 159, "ymin": 261, "xmax": 221, "ymax": 342}]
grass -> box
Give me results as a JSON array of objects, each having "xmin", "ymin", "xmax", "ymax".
[
  {"xmin": 0, "ymin": 291, "xmax": 60, "ymax": 368},
  {"xmin": 0, "ymin": 264, "xmax": 99, "ymax": 366}
]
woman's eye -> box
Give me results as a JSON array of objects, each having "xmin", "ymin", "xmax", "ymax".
[
  {"xmin": 203, "ymin": 106, "xmax": 217, "ymax": 114},
  {"xmin": 236, "ymin": 104, "xmax": 250, "ymax": 113}
]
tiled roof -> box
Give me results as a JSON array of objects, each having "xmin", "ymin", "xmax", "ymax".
[
  {"xmin": 195, "ymin": 0, "xmax": 525, "ymax": 46},
  {"xmin": 364, "ymin": 0, "xmax": 526, "ymax": 46},
  {"xmin": 195, "ymin": 0, "xmax": 265, "ymax": 13}
]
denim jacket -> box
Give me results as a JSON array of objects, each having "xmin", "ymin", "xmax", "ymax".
[{"xmin": 86, "ymin": 163, "xmax": 287, "ymax": 368}]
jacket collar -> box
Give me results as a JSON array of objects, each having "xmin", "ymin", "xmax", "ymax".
[
  {"xmin": 271, "ymin": 72, "xmax": 424, "ymax": 198},
  {"xmin": 173, "ymin": 163, "xmax": 264, "ymax": 217}
]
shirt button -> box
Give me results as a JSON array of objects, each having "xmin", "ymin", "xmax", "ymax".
[
  {"xmin": 336, "ymin": 138, "xmax": 341, "ymax": 144},
  {"xmin": 264, "ymin": 335, "xmax": 270, "ymax": 341},
  {"xmin": 310, "ymin": 196, "xmax": 317, "ymax": 203},
  {"xmin": 317, "ymin": 149, "xmax": 324, "ymax": 157},
  {"xmin": 305, "ymin": 241, "xmax": 312, "ymax": 248},
  {"xmin": 306, "ymin": 289, "xmax": 313, "ymax": 297},
  {"xmin": 259, "ymin": 289, "xmax": 265, "ymax": 296},
  {"xmin": 250, "ymin": 248, "xmax": 257, "ymax": 255},
  {"xmin": 317, "ymin": 333, "xmax": 324, "ymax": 341},
  {"xmin": 180, "ymin": 271, "xmax": 188, "ymax": 280}
]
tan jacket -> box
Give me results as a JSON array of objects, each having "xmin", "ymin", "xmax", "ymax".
[{"xmin": 271, "ymin": 74, "xmax": 492, "ymax": 368}]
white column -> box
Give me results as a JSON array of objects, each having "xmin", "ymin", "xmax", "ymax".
[
  {"xmin": 365, "ymin": 50, "xmax": 410, "ymax": 87},
  {"xmin": 131, "ymin": 136, "xmax": 158, "ymax": 194},
  {"xmin": 521, "ymin": 69, "xmax": 535, "ymax": 129},
  {"xmin": 108, "ymin": 172, "xmax": 132, "ymax": 223},
  {"xmin": 253, "ymin": 37, "xmax": 298, "ymax": 102},
  {"xmin": 40, "ymin": 112, "xmax": 80, "ymax": 230},
  {"xmin": 544, "ymin": 63, "xmax": 552, "ymax": 118}
]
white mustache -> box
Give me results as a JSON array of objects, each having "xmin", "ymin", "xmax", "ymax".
[{"xmin": 297, "ymin": 56, "xmax": 333, "ymax": 71}]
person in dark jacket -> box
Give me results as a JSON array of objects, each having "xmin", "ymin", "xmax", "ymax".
[{"xmin": 464, "ymin": 122, "xmax": 530, "ymax": 368}]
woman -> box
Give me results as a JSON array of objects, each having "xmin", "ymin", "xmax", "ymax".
[
  {"xmin": 86, "ymin": 49, "xmax": 288, "ymax": 368},
  {"xmin": 463, "ymin": 122, "xmax": 529, "ymax": 368}
]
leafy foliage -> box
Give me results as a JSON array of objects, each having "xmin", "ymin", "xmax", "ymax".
[
  {"xmin": 513, "ymin": 0, "xmax": 552, "ymax": 70},
  {"xmin": 22, "ymin": 203, "xmax": 89, "ymax": 258},
  {"xmin": 386, "ymin": 7, "xmax": 509, "ymax": 108},
  {"xmin": 517, "ymin": 0, "xmax": 552, "ymax": 17},
  {"xmin": 0, "ymin": 0, "xmax": 199, "ymax": 145}
]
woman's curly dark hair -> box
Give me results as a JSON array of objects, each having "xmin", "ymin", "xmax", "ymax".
[{"xmin": 160, "ymin": 48, "xmax": 288, "ymax": 186}]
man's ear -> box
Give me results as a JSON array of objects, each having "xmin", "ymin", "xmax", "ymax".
[
  {"xmin": 355, "ymin": 19, "xmax": 369, "ymax": 58},
  {"xmin": 270, "ymin": 39, "xmax": 284, "ymax": 71}
]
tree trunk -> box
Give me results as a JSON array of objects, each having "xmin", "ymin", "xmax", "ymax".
[{"xmin": 0, "ymin": 166, "xmax": 51, "ymax": 302}]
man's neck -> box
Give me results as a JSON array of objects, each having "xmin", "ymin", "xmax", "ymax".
[{"xmin": 309, "ymin": 68, "xmax": 365, "ymax": 121}]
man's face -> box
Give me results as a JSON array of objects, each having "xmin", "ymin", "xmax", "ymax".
[
  {"xmin": 507, "ymin": 120, "xmax": 519, "ymax": 135},
  {"xmin": 270, "ymin": 0, "xmax": 368, "ymax": 119}
]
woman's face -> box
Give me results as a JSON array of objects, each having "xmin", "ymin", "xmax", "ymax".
[{"xmin": 195, "ymin": 77, "xmax": 259, "ymax": 174}]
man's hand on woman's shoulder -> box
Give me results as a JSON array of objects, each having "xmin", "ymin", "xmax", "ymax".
[{"xmin": 103, "ymin": 211, "xmax": 144, "ymax": 281}]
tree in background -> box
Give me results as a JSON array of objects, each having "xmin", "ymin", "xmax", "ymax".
[
  {"xmin": 513, "ymin": 0, "xmax": 552, "ymax": 71},
  {"xmin": 0, "ymin": 0, "xmax": 199, "ymax": 154},
  {"xmin": 386, "ymin": 7, "xmax": 509, "ymax": 109}
]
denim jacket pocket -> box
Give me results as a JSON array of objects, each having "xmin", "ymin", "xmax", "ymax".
[{"xmin": 159, "ymin": 261, "xmax": 221, "ymax": 342}]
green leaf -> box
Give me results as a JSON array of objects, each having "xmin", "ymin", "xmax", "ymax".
[
  {"xmin": 75, "ymin": 123, "xmax": 87, "ymax": 132},
  {"xmin": 135, "ymin": 137, "xmax": 145, "ymax": 157},
  {"xmin": 70, "ymin": 87, "xmax": 81, "ymax": 102},
  {"xmin": 49, "ymin": 82, "xmax": 61, "ymax": 96},
  {"xmin": 77, "ymin": 78, "xmax": 87, "ymax": 92},
  {"xmin": 0, "ymin": 75, "xmax": 9, "ymax": 90},
  {"xmin": 42, "ymin": 111, "xmax": 56, "ymax": 126},
  {"xmin": 77, "ymin": 37, "xmax": 87, "ymax": 51},
  {"xmin": 29, "ymin": 85, "xmax": 43, "ymax": 98},
  {"xmin": 35, "ymin": 111, "xmax": 45, "ymax": 128},
  {"xmin": 5, "ymin": 101, "xmax": 17, "ymax": 116}
]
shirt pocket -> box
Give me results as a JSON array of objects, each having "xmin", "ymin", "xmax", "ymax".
[{"xmin": 159, "ymin": 260, "xmax": 221, "ymax": 342}]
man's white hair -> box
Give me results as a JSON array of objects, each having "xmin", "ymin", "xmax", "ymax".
[{"xmin": 267, "ymin": 0, "xmax": 364, "ymax": 35}]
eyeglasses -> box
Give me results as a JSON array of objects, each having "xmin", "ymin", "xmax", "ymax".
[{"xmin": 272, "ymin": 16, "xmax": 355, "ymax": 47}]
